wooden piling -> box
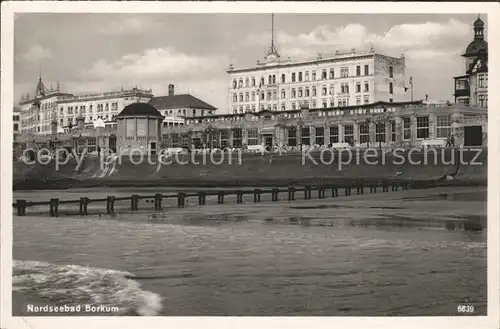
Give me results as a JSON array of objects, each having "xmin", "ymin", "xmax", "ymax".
[
  {"xmin": 345, "ymin": 187, "xmax": 351, "ymax": 196},
  {"xmin": 177, "ymin": 193, "xmax": 186, "ymax": 207},
  {"xmin": 154, "ymin": 194, "xmax": 162, "ymax": 210},
  {"xmin": 331, "ymin": 187, "xmax": 338, "ymax": 197},
  {"xmin": 16, "ymin": 200, "xmax": 27, "ymax": 216},
  {"xmin": 253, "ymin": 189, "xmax": 261, "ymax": 203},
  {"xmin": 198, "ymin": 192, "xmax": 206, "ymax": 205},
  {"xmin": 106, "ymin": 196, "xmax": 115, "ymax": 214},
  {"xmin": 49, "ymin": 198, "xmax": 59, "ymax": 217},
  {"xmin": 318, "ymin": 187, "xmax": 325, "ymax": 199},
  {"xmin": 272, "ymin": 188, "xmax": 279, "ymax": 202},
  {"xmin": 236, "ymin": 191, "xmax": 243, "ymax": 204},
  {"xmin": 217, "ymin": 191, "xmax": 225, "ymax": 204},
  {"xmin": 304, "ymin": 185, "xmax": 312, "ymax": 200},
  {"xmin": 130, "ymin": 195, "xmax": 139, "ymax": 211},
  {"xmin": 288, "ymin": 187, "xmax": 296, "ymax": 201}
]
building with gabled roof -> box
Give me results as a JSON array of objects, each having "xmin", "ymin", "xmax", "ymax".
[{"xmin": 148, "ymin": 84, "xmax": 217, "ymax": 128}]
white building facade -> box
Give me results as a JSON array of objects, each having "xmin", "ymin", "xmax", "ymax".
[
  {"xmin": 227, "ymin": 47, "xmax": 407, "ymax": 115},
  {"xmin": 18, "ymin": 77, "xmax": 153, "ymax": 135}
]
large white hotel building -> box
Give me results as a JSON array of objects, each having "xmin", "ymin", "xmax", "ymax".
[{"xmin": 227, "ymin": 22, "xmax": 408, "ymax": 114}]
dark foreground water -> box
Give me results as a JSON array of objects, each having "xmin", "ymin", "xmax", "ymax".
[{"xmin": 12, "ymin": 187, "xmax": 487, "ymax": 316}]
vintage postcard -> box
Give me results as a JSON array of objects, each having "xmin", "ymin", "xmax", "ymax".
[{"xmin": 1, "ymin": 2, "xmax": 499, "ymax": 329}]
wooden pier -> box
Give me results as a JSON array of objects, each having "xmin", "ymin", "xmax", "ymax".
[{"xmin": 12, "ymin": 181, "xmax": 418, "ymax": 217}]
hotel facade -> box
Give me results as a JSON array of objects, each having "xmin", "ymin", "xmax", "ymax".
[{"xmin": 227, "ymin": 48, "xmax": 407, "ymax": 114}]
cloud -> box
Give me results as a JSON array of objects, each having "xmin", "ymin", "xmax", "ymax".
[
  {"xmin": 97, "ymin": 17, "xmax": 160, "ymax": 35},
  {"xmin": 244, "ymin": 18, "xmax": 471, "ymax": 61},
  {"xmin": 82, "ymin": 47, "xmax": 228, "ymax": 82},
  {"xmin": 23, "ymin": 45, "xmax": 52, "ymax": 62}
]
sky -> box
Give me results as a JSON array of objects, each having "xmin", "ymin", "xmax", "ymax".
[{"xmin": 14, "ymin": 13, "xmax": 486, "ymax": 113}]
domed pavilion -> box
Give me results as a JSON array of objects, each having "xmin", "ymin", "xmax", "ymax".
[{"xmin": 115, "ymin": 102, "xmax": 165, "ymax": 155}]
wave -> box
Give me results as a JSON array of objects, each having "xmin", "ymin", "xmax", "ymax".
[{"xmin": 12, "ymin": 260, "xmax": 163, "ymax": 316}]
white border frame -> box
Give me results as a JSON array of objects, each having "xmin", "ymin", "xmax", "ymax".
[{"xmin": 1, "ymin": 2, "xmax": 499, "ymax": 329}]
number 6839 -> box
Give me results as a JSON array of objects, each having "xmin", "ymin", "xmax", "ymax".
[{"xmin": 457, "ymin": 305, "xmax": 475, "ymax": 313}]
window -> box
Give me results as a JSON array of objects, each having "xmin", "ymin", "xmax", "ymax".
[
  {"xmin": 315, "ymin": 127, "xmax": 325, "ymax": 145},
  {"xmin": 220, "ymin": 130, "xmax": 229, "ymax": 148},
  {"xmin": 299, "ymin": 72, "xmax": 303, "ymax": 82},
  {"xmin": 356, "ymin": 66, "xmax": 361, "ymax": 76},
  {"xmin": 261, "ymin": 92, "xmax": 265, "ymax": 100},
  {"xmin": 417, "ymin": 116, "xmax": 429, "ymax": 139},
  {"xmin": 364, "ymin": 82, "xmax": 369, "ymax": 92},
  {"xmin": 322, "ymin": 100, "xmax": 327, "ymax": 108},
  {"xmin": 330, "ymin": 99, "xmax": 335, "ymax": 107},
  {"xmin": 232, "ymin": 129, "xmax": 243, "ymax": 148},
  {"xmin": 478, "ymin": 75, "xmax": 485, "ymax": 88},
  {"xmin": 273, "ymin": 75, "xmax": 276, "ymax": 84},
  {"xmin": 305, "ymin": 88, "xmax": 310, "ymax": 97},
  {"xmin": 292, "ymin": 103, "xmax": 296, "ymax": 110},
  {"xmin": 245, "ymin": 78, "xmax": 249, "ymax": 87},
  {"xmin": 305, "ymin": 71, "xmax": 309, "ymax": 81},
  {"xmin": 87, "ymin": 137, "xmax": 97, "ymax": 153},
  {"xmin": 356, "ymin": 96, "xmax": 361, "ymax": 105},
  {"xmin": 273, "ymin": 90, "xmax": 277, "ymax": 100},
  {"xmin": 359, "ymin": 123, "xmax": 369, "ymax": 144},
  {"xmin": 341, "ymin": 83, "xmax": 349, "ymax": 94},
  {"xmin": 389, "ymin": 83, "xmax": 393, "ymax": 94},
  {"xmin": 455, "ymin": 79, "xmax": 468, "ymax": 90},
  {"xmin": 389, "ymin": 66, "xmax": 393, "ymax": 78},
  {"xmin": 251, "ymin": 92, "xmax": 256, "ymax": 101},
  {"xmin": 390, "ymin": 121, "xmax": 396, "ymax": 141},
  {"xmin": 240, "ymin": 93, "xmax": 244, "ymax": 102},
  {"xmin": 268, "ymin": 75, "xmax": 272, "ymax": 85},
  {"xmin": 312, "ymin": 87, "xmax": 317, "ymax": 96},
  {"xmin": 233, "ymin": 80, "xmax": 237, "ymax": 89},
  {"xmin": 478, "ymin": 94, "xmax": 486, "ymax": 107},
  {"xmin": 389, "ymin": 98, "xmax": 393, "ymax": 103},
  {"xmin": 436, "ymin": 115, "xmax": 451, "ymax": 138},
  {"xmin": 330, "ymin": 125, "xmax": 339, "ymax": 143},
  {"xmin": 322, "ymin": 69, "xmax": 327, "ymax": 80},
  {"xmin": 375, "ymin": 122, "xmax": 386, "ymax": 143},
  {"xmin": 288, "ymin": 127, "xmax": 297, "ymax": 146},
  {"xmin": 239, "ymin": 79, "xmax": 243, "ymax": 88},
  {"xmin": 247, "ymin": 128, "xmax": 259, "ymax": 145},
  {"xmin": 301, "ymin": 127, "xmax": 310, "ymax": 145},
  {"xmin": 312, "ymin": 100, "xmax": 317, "ymax": 108},
  {"xmin": 260, "ymin": 77, "xmax": 265, "ymax": 86},
  {"xmin": 312, "ymin": 71, "xmax": 316, "ymax": 81},
  {"xmin": 252, "ymin": 77, "xmax": 256, "ymax": 86},
  {"xmin": 292, "ymin": 89, "xmax": 296, "ymax": 98},
  {"xmin": 356, "ymin": 83, "xmax": 361, "ymax": 93},
  {"xmin": 322, "ymin": 86, "xmax": 327, "ymax": 96},
  {"xmin": 329, "ymin": 69, "xmax": 334, "ymax": 79},
  {"xmin": 281, "ymin": 90, "xmax": 286, "ymax": 99},
  {"xmin": 364, "ymin": 96, "xmax": 370, "ymax": 104},
  {"xmin": 298, "ymin": 88, "xmax": 303, "ymax": 98},
  {"xmin": 340, "ymin": 67, "xmax": 349, "ymax": 78},
  {"xmin": 329, "ymin": 85, "xmax": 334, "ymax": 95},
  {"xmin": 292, "ymin": 73, "xmax": 296, "ymax": 82},
  {"xmin": 344, "ymin": 125, "xmax": 354, "ymax": 143},
  {"xmin": 245, "ymin": 93, "xmax": 249, "ymax": 102},
  {"xmin": 252, "ymin": 105, "xmax": 256, "ymax": 112}
]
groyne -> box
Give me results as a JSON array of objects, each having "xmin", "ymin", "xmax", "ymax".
[{"xmin": 13, "ymin": 148, "xmax": 487, "ymax": 190}]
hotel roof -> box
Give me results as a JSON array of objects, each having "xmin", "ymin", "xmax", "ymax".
[{"xmin": 149, "ymin": 94, "xmax": 217, "ymax": 111}]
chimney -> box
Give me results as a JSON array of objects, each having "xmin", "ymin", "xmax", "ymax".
[{"xmin": 168, "ymin": 84, "xmax": 175, "ymax": 96}]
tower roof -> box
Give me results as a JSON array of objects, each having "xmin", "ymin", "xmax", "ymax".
[
  {"xmin": 463, "ymin": 15, "xmax": 487, "ymax": 57},
  {"xmin": 474, "ymin": 16, "xmax": 484, "ymax": 28},
  {"xmin": 35, "ymin": 77, "xmax": 47, "ymax": 97},
  {"xmin": 116, "ymin": 102, "xmax": 164, "ymax": 118}
]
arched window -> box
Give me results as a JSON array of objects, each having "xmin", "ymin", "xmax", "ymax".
[
  {"xmin": 268, "ymin": 75, "xmax": 272, "ymax": 85},
  {"xmin": 281, "ymin": 74, "xmax": 286, "ymax": 83},
  {"xmin": 245, "ymin": 78, "xmax": 249, "ymax": 87},
  {"xmin": 238, "ymin": 79, "xmax": 243, "ymax": 88},
  {"xmin": 292, "ymin": 89, "xmax": 296, "ymax": 98},
  {"xmin": 233, "ymin": 80, "xmax": 237, "ymax": 89},
  {"xmin": 305, "ymin": 88, "xmax": 310, "ymax": 97},
  {"xmin": 251, "ymin": 77, "xmax": 256, "ymax": 86},
  {"xmin": 272, "ymin": 75, "xmax": 276, "ymax": 84}
]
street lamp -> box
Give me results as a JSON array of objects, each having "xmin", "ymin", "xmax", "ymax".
[{"xmin": 298, "ymin": 118, "xmax": 304, "ymax": 152}]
